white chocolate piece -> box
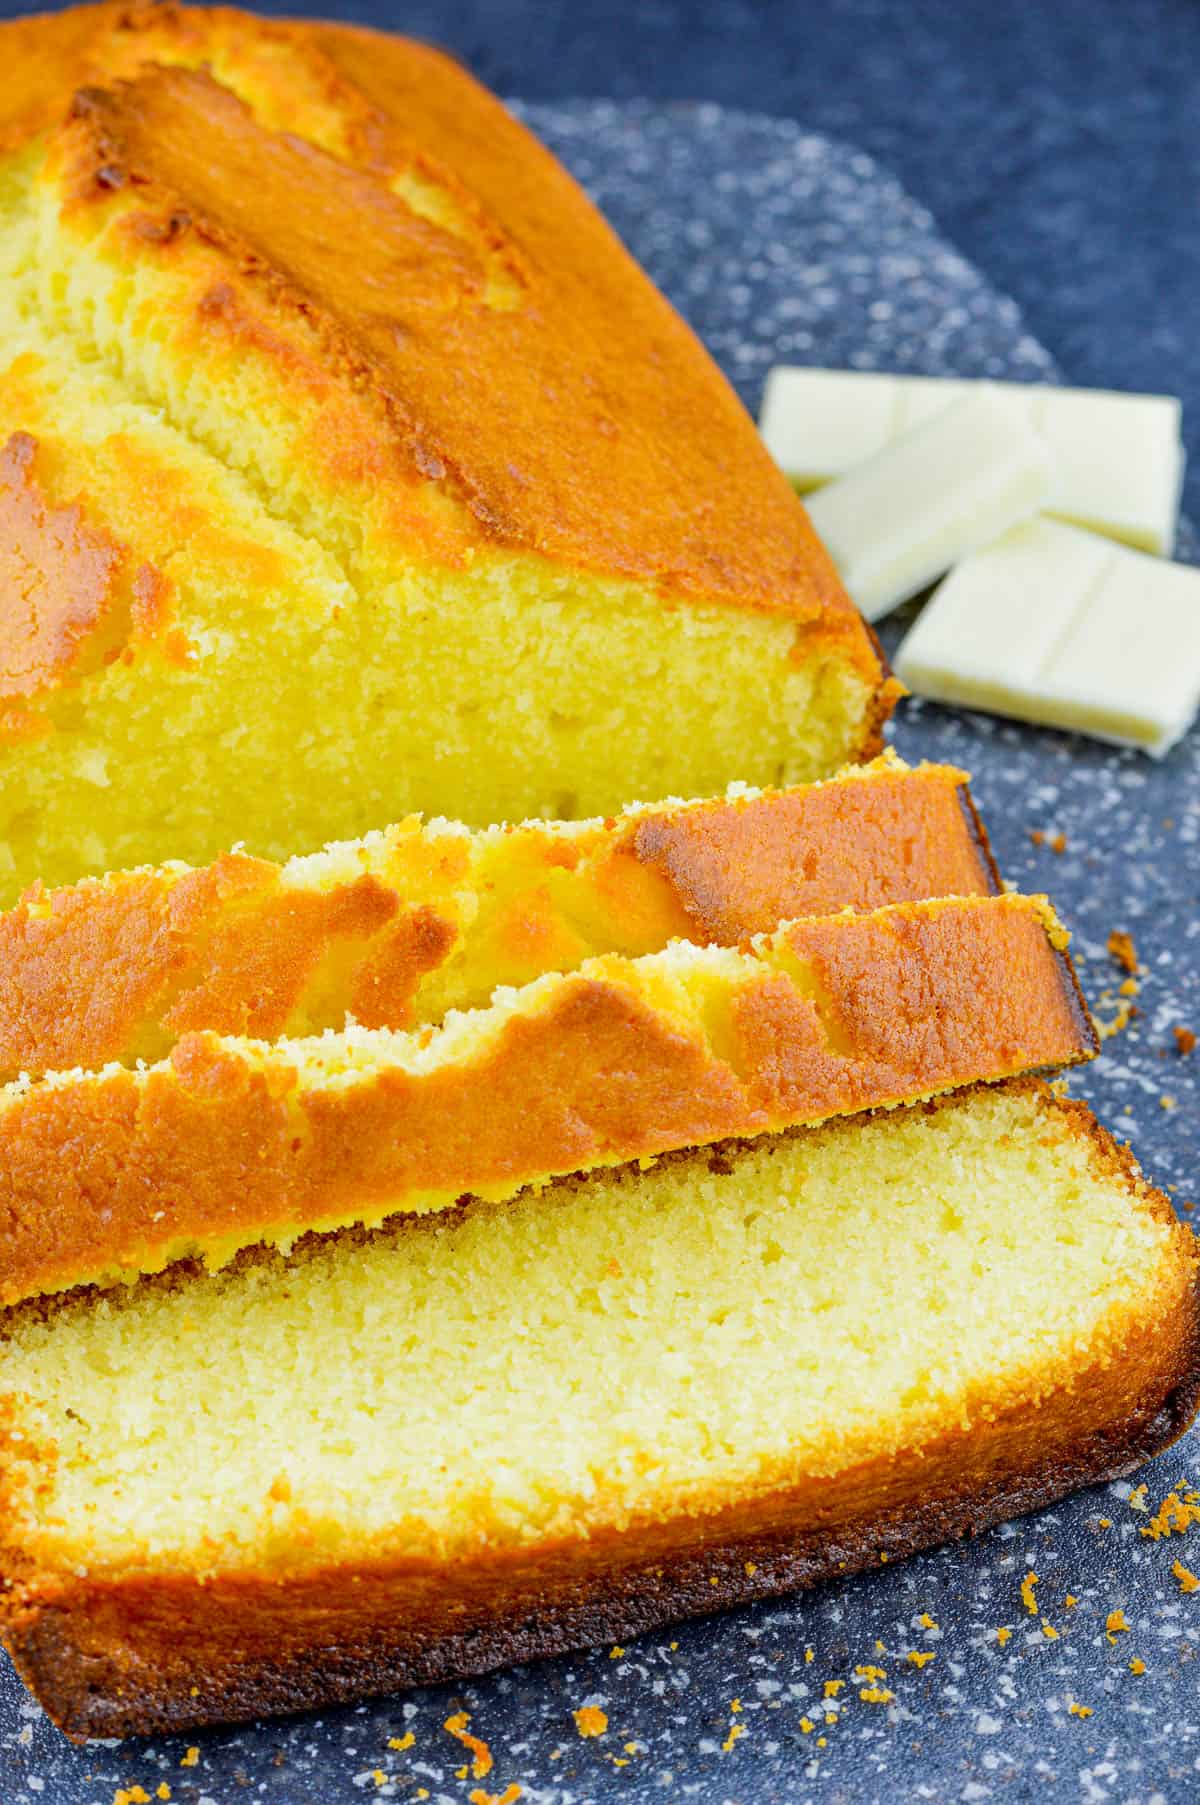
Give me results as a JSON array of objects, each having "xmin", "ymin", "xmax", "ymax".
[
  {"xmin": 803, "ymin": 389, "xmax": 1055, "ymax": 622},
  {"xmin": 760, "ymin": 368, "xmax": 1185, "ymax": 555},
  {"xmin": 895, "ymin": 517, "xmax": 1200, "ymax": 757}
]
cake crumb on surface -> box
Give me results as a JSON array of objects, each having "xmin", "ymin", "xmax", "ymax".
[
  {"xmin": 1130, "ymin": 1658, "xmax": 1147, "ymax": 1675},
  {"xmin": 1021, "ymin": 1573, "xmax": 1039, "ymax": 1615},
  {"xmin": 996, "ymin": 1627, "xmax": 1012, "ymax": 1646},
  {"xmin": 1174, "ymin": 1026, "xmax": 1197, "ymax": 1056},
  {"xmin": 721, "ymin": 1722, "xmax": 745, "ymax": 1753},
  {"xmin": 859, "ymin": 1687, "xmax": 894, "ymax": 1704},
  {"xmin": 1068, "ymin": 1701, "xmax": 1092, "ymax": 1719},
  {"xmin": 906, "ymin": 1651, "xmax": 935, "ymax": 1668},
  {"xmin": 1107, "ymin": 930, "xmax": 1138, "ymax": 973},
  {"xmin": 572, "ymin": 1707, "xmax": 608, "ymax": 1739},
  {"xmin": 1106, "ymin": 1609, "xmax": 1130, "ymax": 1642},
  {"xmin": 180, "ymin": 1751, "xmax": 199, "ymax": 1770},
  {"xmin": 388, "ymin": 1733, "xmax": 414, "ymax": 1752},
  {"xmin": 800, "ymin": 1717, "xmax": 815, "ymax": 1734},
  {"xmin": 468, "ymin": 1787, "xmax": 520, "ymax": 1805},
  {"xmin": 1042, "ymin": 1622, "xmax": 1059, "ymax": 1640},
  {"xmin": 823, "ymin": 1680, "xmax": 845, "ymax": 1698},
  {"xmin": 918, "ymin": 1612, "xmax": 938, "ymax": 1630}
]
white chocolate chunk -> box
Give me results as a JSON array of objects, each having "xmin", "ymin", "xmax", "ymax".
[
  {"xmin": 895, "ymin": 517, "xmax": 1200, "ymax": 756},
  {"xmin": 803, "ymin": 389, "xmax": 1055, "ymax": 622},
  {"xmin": 760, "ymin": 368, "xmax": 1185, "ymax": 555}
]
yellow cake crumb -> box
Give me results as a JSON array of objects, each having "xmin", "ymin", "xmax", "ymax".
[
  {"xmin": 180, "ymin": 1751, "xmax": 199, "ymax": 1770},
  {"xmin": 388, "ymin": 1733, "xmax": 415, "ymax": 1752},
  {"xmin": 859, "ymin": 1687, "xmax": 894, "ymax": 1705},
  {"xmin": 853, "ymin": 1664, "xmax": 887, "ymax": 1682},
  {"xmin": 113, "ymin": 1790, "xmax": 151, "ymax": 1805},
  {"xmin": 817, "ymin": 1736, "xmax": 828, "ymax": 1748},
  {"xmin": 469, "ymin": 1787, "xmax": 521, "ymax": 1805},
  {"xmin": 1130, "ymin": 1658, "xmax": 1147, "ymax": 1675},
  {"xmin": 996, "ymin": 1627, "xmax": 1012, "ymax": 1647},
  {"xmin": 1098, "ymin": 1518, "xmax": 1113, "ymax": 1529},
  {"xmin": 1129, "ymin": 1484, "xmax": 1149, "ymax": 1512},
  {"xmin": 573, "ymin": 1707, "xmax": 607, "ymax": 1739},
  {"xmin": 1042, "ymin": 1621, "xmax": 1059, "ymax": 1640},
  {"xmin": 800, "ymin": 1718, "xmax": 815, "ymax": 1735},
  {"xmin": 906, "ymin": 1651, "xmax": 935, "ymax": 1668},
  {"xmin": 1021, "ymin": 1573, "xmax": 1039, "ymax": 1615},
  {"xmin": 744, "ymin": 1562, "xmax": 758, "ymax": 1576},
  {"xmin": 157, "ymin": 1789, "xmax": 171, "ymax": 1803},
  {"xmin": 609, "ymin": 1646, "xmax": 625, "ymax": 1659},
  {"xmin": 1106, "ymin": 1609, "xmax": 1130, "ymax": 1642},
  {"xmin": 730, "ymin": 1698, "xmax": 742, "ymax": 1713},
  {"xmin": 804, "ymin": 1647, "xmax": 814, "ymax": 1664},
  {"xmin": 918, "ymin": 1613, "xmax": 938, "ymax": 1630},
  {"xmin": 721, "ymin": 1722, "xmax": 744, "ymax": 1754},
  {"xmin": 1068, "ymin": 1701, "xmax": 1092, "ymax": 1719},
  {"xmin": 824, "ymin": 1680, "xmax": 845, "ymax": 1698},
  {"xmin": 1064, "ymin": 1594, "xmax": 1078, "ymax": 1608}
]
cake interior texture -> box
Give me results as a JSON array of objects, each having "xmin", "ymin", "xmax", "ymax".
[
  {"xmin": 0, "ymin": 8, "xmax": 891, "ymax": 907},
  {"xmin": 2, "ymin": 1084, "xmax": 1191, "ymax": 1588}
]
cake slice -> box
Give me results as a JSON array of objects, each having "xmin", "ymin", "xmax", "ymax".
[
  {"xmin": 0, "ymin": 892, "xmax": 1093, "ymax": 1304},
  {"xmin": 1, "ymin": 1080, "xmax": 1193, "ymax": 1741},
  {"xmin": 0, "ymin": 4, "xmax": 895, "ymax": 907},
  {"xmin": 0, "ymin": 755, "xmax": 997, "ymax": 1080}
]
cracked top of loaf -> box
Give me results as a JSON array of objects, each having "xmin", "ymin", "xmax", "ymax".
[{"xmin": 0, "ymin": 1, "xmax": 867, "ymax": 623}]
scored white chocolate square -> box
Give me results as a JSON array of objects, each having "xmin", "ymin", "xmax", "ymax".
[
  {"xmin": 760, "ymin": 368, "xmax": 1185, "ymax": 556},
  {"xmin": 895, "ymin": 517, "xmax": 1200, "ymax": 757},
  {"xmin": 803, "ymin": 389, "xmax": 1055, "ymax": 622}
]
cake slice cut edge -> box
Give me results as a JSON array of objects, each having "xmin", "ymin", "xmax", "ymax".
[
  {"xmin": 0, "ymin": 1078, "xmax": 1194, "ymax": 1740},
  {"xmin": 0, "ymin": 753, "xmax": 998, "ymax": 1081},
  {"xmin": 0, "ymin": 890, "xmax": 1094, "ymax": 1304}
]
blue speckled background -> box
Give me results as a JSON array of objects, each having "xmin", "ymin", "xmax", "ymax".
[{"xmin": 2, "ymin": 92, "xmax": 1199, "ymax": 1805}]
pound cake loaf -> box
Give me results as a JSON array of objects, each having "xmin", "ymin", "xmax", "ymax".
[
  {"xmin": 1, "ymin": 1080, "xmax": 1194, "ymax": 1740},
  {"xmin": 0, "ymin": 754, "xmax": 997, "ymax": 1079},
  {"xmin": 0, "ymin": 892, "xmax": 1094, "ymax": 1303},
  {"xmin": 0, "ymin": 3, "xmax": 895, "ymax": 907}
]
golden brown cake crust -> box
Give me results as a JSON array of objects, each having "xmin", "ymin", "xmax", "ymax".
[
  {"xmin": 4, "ymin": 1087, "xmax": 1195, "ymax": 1741},
  {"xmin": 0, "ymin": 763, "xmax": 997, "ymax": 1079},
  {"xmin": 0, "ymin": 0, "xmax": 884, "ymax": 668},
  {"xmin": 0, "ymin": 895, "xmax": 1095, "ymax": 1305}
]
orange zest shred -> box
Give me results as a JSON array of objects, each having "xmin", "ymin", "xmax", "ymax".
[
  {"xmin": 1172, "ymin": 1559, "xmax": 1200, "ymax": 1593},
  {"xmin": 444, "ymin": 1712, "xmax": 493, "ymax": 1780},
  {"xmin": 572, "ymin": 1706, "xmax": 608, "ymax": 1739},
  {"xmin": 1141, "ymin": 1490, "xmax": 1200, "ymax": 1541}
]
